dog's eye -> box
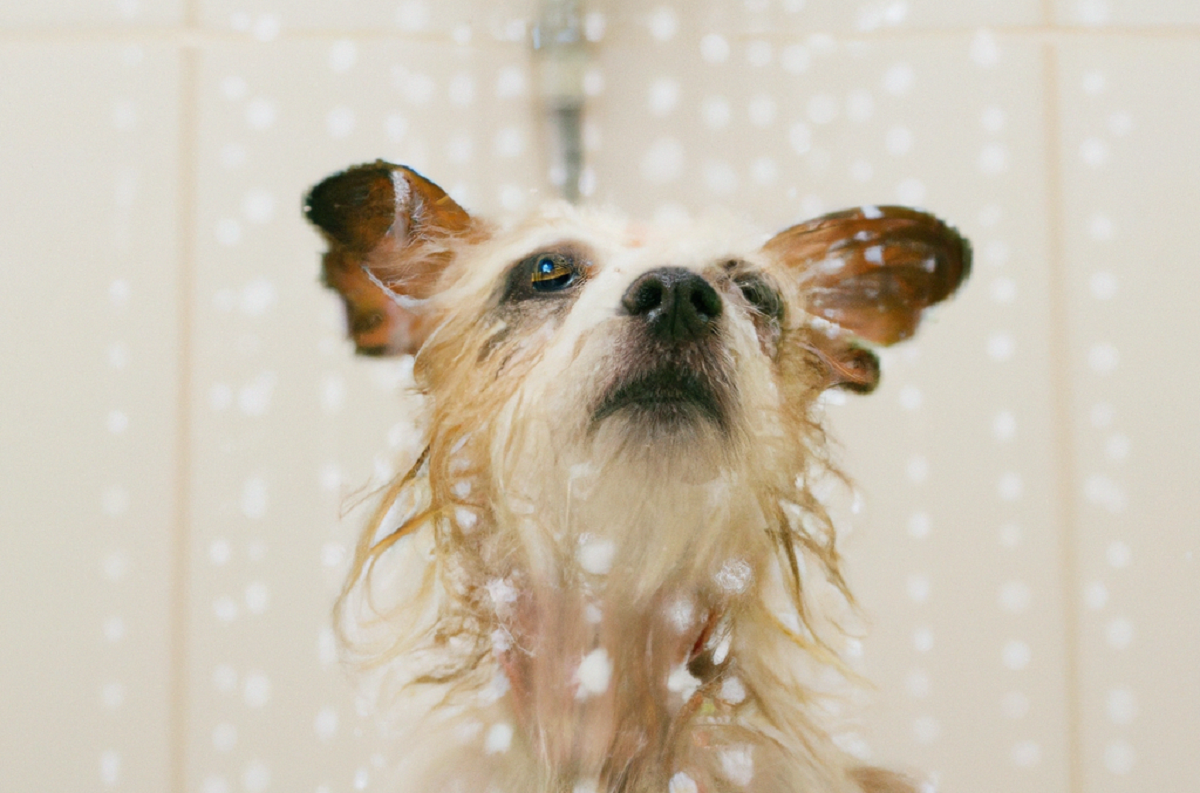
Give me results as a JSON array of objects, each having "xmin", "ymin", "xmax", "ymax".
[
  {"xmin": 736, "ymin": 275, "xmax": 783, "ymax": 320},
  {"xmin": 500, "ymin": 246, "xmax": 589, "ymax": 303},
  {"xmin": 529, "ymin": 254, "xmax": 577, "ymax": 292}
]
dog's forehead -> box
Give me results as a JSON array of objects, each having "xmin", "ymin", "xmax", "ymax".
[{"xmin": 462, "ymin": 203, "xmax": 772, "ymax": 286}]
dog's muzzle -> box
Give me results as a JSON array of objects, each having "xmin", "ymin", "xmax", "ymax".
[{"xmin": 591, "ymin": 268, "xmax": 730, "ymax": 432}]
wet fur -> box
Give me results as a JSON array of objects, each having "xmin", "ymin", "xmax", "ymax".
[{"xmin": 308, "ymin": 177, "xmax": 968, "ymax": 793}]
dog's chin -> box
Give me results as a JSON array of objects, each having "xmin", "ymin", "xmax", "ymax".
[{"xmin": 591, "ymin": 368, "xmax": 729, "ymax": 438}]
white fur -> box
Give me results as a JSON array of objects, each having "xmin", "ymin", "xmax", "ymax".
[{"xmin": 337, "ymin": 204, "xmax": 907, "ymax": 793}]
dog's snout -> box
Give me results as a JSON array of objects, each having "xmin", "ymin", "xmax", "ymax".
[{"xmin": 621, "ymin": 267, "xmax": 722, "ymax": 342}]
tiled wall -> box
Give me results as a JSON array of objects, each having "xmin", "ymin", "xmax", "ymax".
[{"xmin": 2, "ymin": 3, "xmax": 1196, "ymax": 793}]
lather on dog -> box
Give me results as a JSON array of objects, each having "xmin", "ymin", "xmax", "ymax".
[{"xmin": 305, "ymin": 162, "xmax": 969, "ymax": 793}]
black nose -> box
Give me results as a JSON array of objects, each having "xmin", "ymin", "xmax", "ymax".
[{"xmin": 621, "ymin": 267, "xmax": 723, "ymax": 342}]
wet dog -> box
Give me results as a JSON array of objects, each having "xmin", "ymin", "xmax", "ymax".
[{"xmin": 305, "ymin": 162, "xmax": 969, "ymax": 793}]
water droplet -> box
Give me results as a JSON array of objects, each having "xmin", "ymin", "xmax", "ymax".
[
  {"xmin": 913, "ymin": 715, "xmax": 940, "ymax": 744},
  {"xmin": 213, "ymin": 595, "xmax": 239, "ymax": 623},
  {"xmin": 242, "ymin": 760, "xmax": 271, "ymax": 793},
  {"xmin": 1084, "ymin": 580, "xmax": 1108, "ymax": 609},
  {"xmin": 1106, "ymin": 617, "xmax": 1133, "ymax": 649},
  {"xmin": 577, "ymin": 535, "xmax": 616, "ymax": 574},
  {"xmin": 328, "ymin": 40, "xmax": 357, "ymax": 73},
  {"xmin": 700, "ymin": 34, "xmax": 730, "ymax": 63},
  {"xmin": 907, "ymin": 512, "xmax": 931, "ymax": 539},
  {"xmin": 906, "ymin": 669, "xmax": 930, "ymax": 697},
  {"xmin": 883, "ymin": 62, "xmax": 914, "ymax": 95},
  {"xmin": 906, "ymin": 574, "xmax": 931, "ymax": 603},
  {"xmin": 714, "ymin": 559, "xmax": 752, "ymax": 593},
  {"xmin": 998, "ymin": 472, "xmax": 1023, "ymax": 501},
  {"xmin": 243, "ymin": 672, "xmax": 271, "ymax": 707},
  {"xmin": 100, "ymin": 750, "xmax": 121, "ymax": 786},
  {"xmin": 1002, "ymin": 640, "xmax": 1031, "ymax": 670},
  {"xmin": 648, "ymin": 7, "xmax": 678, "ymax": 41},
  {"xmin": 998, "ymin": 580, "xmax": 1031, "ymax": 612},
  {"xmin": 575, "ymin": 648, "xmax": 612, "ymax": 697},
  {"xmin": 245, "ymin": 98, "xmax": 277, "ymax": 130},
  {"xmin": 213, "ymin": 722, "xmax": 237, "ymax": 752},
  {"xmin": 668, "ymin": 772, "xmax": 699, "ymax": 793},
  {"xmin": 395, "ymin": 0, "xmax": 429, "ymax": 31},
  {"xmin": 719, "ymin": 746, "xmax": 754, "ymax": 786},
  {"xmin": 1104, "ymin": 740, "xmax": 1136, "ymax": 774},
  {"xmin": 1106, "ymin": 688, "xmax": 1137, "ymax": 724},
  {"xmin": 101, "ymin": 681, "xmax": 125, "ymax": 708},
  {"xmin": 970, "ymin": 29, "xmax": 1000, "ymax": 67},
  {"xmin": 245, "ymin": 582, "xmax": 269, "ymax": 614},
  {"xmin": 484, "ymin": 722, "xmax": 513, "ymax": 754},
  {"xmin": 102, "ymin": 615, "xmax": 126, "ymax": 642},
  {"xmin": 315, "ymin": 706, "xmax": 339, "ymax": 740},
  {"xmin": 1011, "ymin": 740, "xmax": 1041, "ymax": 767},
  {"xmin": 1089, "ymin": 271, "xmax": 1118, "ymax": 299},
  {"xmin": 1079, "ymin": 137, "xmax": 1109, "ymax": 167},
  {"xmin": 719, "ymin": 676, "xmax": 746, "ymax": 704},
  {"xmin": 648, "ymin": 77, "xmax": 680, "ymax": 116}
]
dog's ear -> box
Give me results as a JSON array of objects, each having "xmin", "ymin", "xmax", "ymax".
[
  {"xmin": 764, "ymin": 205, "xmax": 970, "ymax": 392},
  {"xmin": 305, "ymin": 161, "xmax": 478, "ymax": 356}
]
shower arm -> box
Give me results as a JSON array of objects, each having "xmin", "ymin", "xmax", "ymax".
[{"xmin": 532, "ymin": 0, "xmax": 588, "ymax": 204}]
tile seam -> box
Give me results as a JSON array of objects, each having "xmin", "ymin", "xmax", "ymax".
[
  {"xmin": 1041, "ymin": 42, "xmax": 1085, "ymax": 793},
  {"xmin": 170, "ymin": 34, "xmax": 199, "ymax": 793},
  {"xmin": 1, "ymin": 26, "xmax": 1200, "ymax": 45},
  {"xmin": 0, "ymin": 27, "xmax": 537, "ymax": 46}
]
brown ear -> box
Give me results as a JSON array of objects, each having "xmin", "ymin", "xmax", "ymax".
[
  {"xmin": 765, "ymin": 205, "xmax": 970, "ymax": 392},
  {"xmin": 304, "ymin": 161, "xmax": 479, "ymax": 356},
  {"xmin": 809, "ymin": 338, "xmax": 882, "ymax": 393}
]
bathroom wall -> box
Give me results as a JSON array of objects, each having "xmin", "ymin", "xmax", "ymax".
[{"xmin": 2, "ymin": 2, "xmax": 1197, "ymax": 792}]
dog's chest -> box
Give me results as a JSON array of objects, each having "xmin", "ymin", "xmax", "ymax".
[{"xmin": 479, "ymin": 481, "xmax": 770, "ymax": 780}]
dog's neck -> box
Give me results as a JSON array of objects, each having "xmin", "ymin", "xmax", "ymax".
[{"xmin": 466, "ymin": 434, "xmax": 778, "ymax": 785}]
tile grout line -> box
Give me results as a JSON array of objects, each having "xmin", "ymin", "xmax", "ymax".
[
  {"xmin": 1043, "ymin": 0, "xmax": 1056, "ymax": 28},
  {"xmin": 2, "ymin": 25, "xmax": 1200, "ymax": 44},
  {"xmin": 171, "ymin": 8, "xmax": 200, "ymax": 792},
  {"xmin": 1040, "ymin": 42, "xmax": 1085, "ymax": 793},
  {"xmin": 0, "ymin": 27, "xmax": 533, "ymax": 45}
]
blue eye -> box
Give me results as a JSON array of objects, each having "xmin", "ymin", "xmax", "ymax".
[{"xmin": 530, "ymin": 254, "xmax": 576, "ymax": 291}]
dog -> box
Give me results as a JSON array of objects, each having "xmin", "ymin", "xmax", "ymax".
[{"xmin": 304, "ymin": 161, "xmax": 970, "ymax": 793}]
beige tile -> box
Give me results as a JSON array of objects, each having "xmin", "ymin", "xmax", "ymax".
[
  {"xmin": 188, "ymin": 39, "xmax": 543, "ymax": 791},
  {"xmin": 0, "ymin": 43, "xmax": 179, "ymax": 793},
  {"xmin": 1054, "ymin": 0, "xmax": 1200, "ymax": 26},
  {"xmin": 591, "ymin": 29, "xmax": 1070, "ymax": 793},
  {"xmin": 0, "ymin": 0, "xmax": 182, "ymax": 28},
  {"xmin": 193, "ymin": 0, "xmax": 1045, "ymax": 39},
  {"xmin": 1056, "ymin": 38, "xmax": 1200, "ymax": 793},
  {"xmin": 603, "ymin": 0, "xmax": 1043, "ymax": 36},
  {"xmin": 198, "ymin": 0, "xmax": 534, "ymax": 37}
]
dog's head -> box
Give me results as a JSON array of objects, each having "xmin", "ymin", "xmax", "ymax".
[
  {"xmin": 307, "ymin": 160, "xmax": 966, "ymax": 446},
  {"xmin": 306, "ymin": 154, "xmax": 971, "ymax": 658},
  {"xmin": 306, "ymin": 161, "xmax": 969, "ymax": 789}
]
